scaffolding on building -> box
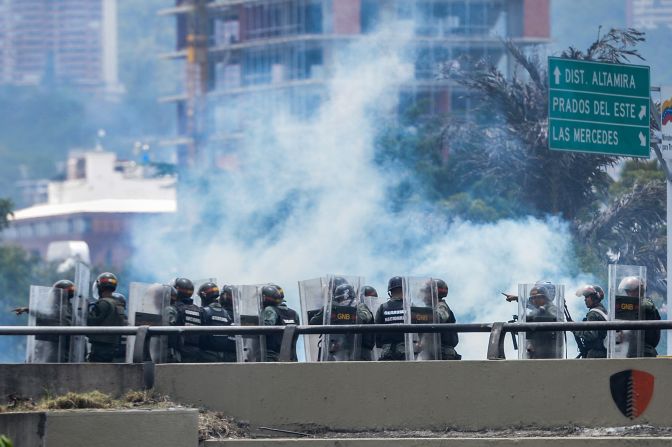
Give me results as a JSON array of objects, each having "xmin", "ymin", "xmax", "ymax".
[{"xmin": 159, "ymin": 0, "xmax": 550, "ymax": 166}]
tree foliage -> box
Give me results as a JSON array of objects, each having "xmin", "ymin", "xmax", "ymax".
[
  {"xmin": 0, "ymin": 198, "xmax": 12, "ymax": 231},
  {"xmin": 436, "ymin": 28, "xmax": 666, "ymax": 293}
]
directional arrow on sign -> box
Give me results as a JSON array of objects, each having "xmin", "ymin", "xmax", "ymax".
[{"xmin": 548, "ymin": 57, "xmax": 650, "ymax": 157}]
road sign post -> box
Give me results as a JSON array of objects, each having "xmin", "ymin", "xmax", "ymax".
[{"xmin": 548, "ymin": 57, "xmax": 650, "ymax": 157}]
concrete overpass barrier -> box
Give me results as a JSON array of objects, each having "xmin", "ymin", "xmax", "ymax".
[
  {"xmin": 154, "ymin": 359, "xmax": 672, "ymax": 431},
  {"xmin": 0, "ymin": 409, "xmax": 199, "ymax": 447},
  {"xmin": 204, "ymin": 439, "xmax": 672, "ymax": 447},
  {"xmin": 0, "ymin": 363, "xmax": 144, "ymax": 404}
]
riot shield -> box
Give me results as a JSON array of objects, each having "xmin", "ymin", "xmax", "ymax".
[
  {"xmin": 233, "ymin": 284, "xmax": 265, "ymax": 362},
  {"xmin": 518, "ymin": 282, "xmax": 565, "ymax": 359},
  {"xmin": 26, "ymin": 286, "xmax": 67, "ymax": 363},
  {"xmin": 69, "ymin": 261, "xmax": 90, "ymax": 362},
  {"xmin": 608, "ymin": 265, "xmax": 646, "ymax": 358},
  {"xmin": 361, "ymin": 286, "xmax": 385, "ymax": 360},
  {"xmin": 322, "ymin": 275, "xmax": 365, "ymax": 361},
  {"xmin": 125, "ymin": 283, "xmax": 172, "ymax": 363},
  {"xmin": 299, "ymin": 277, "xmax": 327, "ymax": 362},
  {"xmin": 403, "ymin": 277, "xmax": 439, "ymax": 360}
]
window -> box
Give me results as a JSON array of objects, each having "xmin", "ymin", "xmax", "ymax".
[{"xmin": 361, "ymin": 0, "xmax": 380, "ymax": 33}]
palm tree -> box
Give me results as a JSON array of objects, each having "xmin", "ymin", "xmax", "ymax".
[{"xmin": 440, "ymin": 28, "xmax": 666, "ymax": 295}]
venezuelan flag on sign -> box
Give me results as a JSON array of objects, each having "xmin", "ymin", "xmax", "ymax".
[{"xmin": 663, "ymin": 98, "xmax": 672, "ymax": 126}]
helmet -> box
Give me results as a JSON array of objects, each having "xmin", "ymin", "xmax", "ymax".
[
  {"xmin": 261, "ymin": 285, "xmax": 283, "ymax": 306},
  {"xmin": 529, "ymin": 286, "xmax": 549, "ymax": 302},
  {"xmin": 95, "ymin": 272, "xmax": 118, "ymax": 292},
  {"xmin": 592, "ymin": 285, "xmax": 605, "ymax": 301},
  {"xmin": 534, "ymin": 280, "xmax": 555, "ymax": 300},
  {"xmin": 270, "ymin": 284, "xmax": 285, "ymax": 300},
  {"xmin": 361, "ymin": 285, "xmax": 378, "ymax": 298},
  {"xmin": 198, "ymin": 282, "xmax": 220, "ymax": 305},
  {"xmin": 53, "ymin": 279, "xmax": 76, "ymax": 299},
  {"xmin": 111, "ymin": 292, "xmax": 127, "ymax": 308},
  {"xmin": 174, "ymin": 277, "xmax": 194, "ymax": 300},
  {"xmin": 330, "ymin": 276, "xmax": 348, "ymax": 294},
  {"xmin": 387, "ymin": 276, "xmax": 402, "ymax": 293},
  {"xmin": 618, "ymin": 276, "xmax": 644, "ymax": 294},
  {"xmin": 575, "ymin": 284, "xmax": 599, "ymax": 300},
  {"xmin": 334, "ymin": 284, "xmax": 356, "ymax": 303},
  {"xmin": 219, "ymin": 285, "xmax": 234, "ymax": 307},
  {"xmin": 434, "ymin": 279, "xmax": 448, "ymax": 298}
]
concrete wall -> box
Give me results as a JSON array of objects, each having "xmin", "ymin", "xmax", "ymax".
[
  {"xmin": 0, "ymin": 412, "xmax": 44, "ymax": 446},
  {"xmin": 0, "ymin": 409, "xmax": 198, "ymax": 447},
  {"xmin": 205, "ymin": 439, "xmax": 672, "ymax": 447},
  {"xmin": 45, "ymin": 409, "xmax": 198, "ymax": 447},
  {"xmin": 0, "ymin": 364, "xmax": 144, "ymax": 404},
  {"xmin": 155, "ymin": 359, "xmax": 672, "ymax": 431},
  {"xmin": 2, "ymin": 359, "xmax": 672, "ymax": 436}
]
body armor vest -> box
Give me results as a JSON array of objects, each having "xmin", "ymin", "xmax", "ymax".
[
  {"xmin": 201, "ymin": 304, "xmax": 235, "ymax": 352},
  {"xmin": 377, "ymin": 299, "xmax": 404, "ymax": 345},
  {"xmin": 176, "ymin": 301, "xmax": 203, "ymax": 347}
]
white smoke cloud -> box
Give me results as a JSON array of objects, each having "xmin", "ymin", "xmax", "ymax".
[{"xmin": 130, "ymin": 20, "xmax": 595, "ymax": 360}]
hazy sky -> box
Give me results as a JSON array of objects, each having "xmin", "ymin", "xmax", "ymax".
[{"xmin": 551, "ymin": 0, "xmax": 670, "ymax": 86}]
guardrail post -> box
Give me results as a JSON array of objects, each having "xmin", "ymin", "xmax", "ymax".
[
  {"xmin": 279, "ymin": 325, "xmax": 298, "ymax": 362},
  {"xmin": 487, "ymin": 322, "xmax": 506, "ymax": 360},
  {"xmin": 143, "ymin": 361, "xmax": 155, "ymax": 390},
  {"xmin": 132, "ymin": 326, "xmax": 155, "ymax": 389},
  {"xmin": 132, "ymin": 326, "xmax": 151, "ymax": 363}
]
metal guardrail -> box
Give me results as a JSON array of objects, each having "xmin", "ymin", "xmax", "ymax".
[
  {"xmin": 2, "ymin": 320, "xmax": 672, "ymax": 361},
  {"xmin": 4, "ymin": 321, "xmax": 670, "ymax": 389}
]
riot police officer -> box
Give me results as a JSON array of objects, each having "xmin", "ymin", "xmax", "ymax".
[
  {"xmin": 169, "ymin": 277, "xmax": 204, "ymax": 362},
  {"xmin": 310, "ymin": 283, "xmax": 374, "ymax": 361},
  {"xmin": 16, "ymin": 279, "xmax": 77, "ymax": 363},
  {"xmin": 87, "ymin": 273, "xmax": 127, "ymax": 362},
  {"xmin": 199, "ymin": 282, "xmax": 236, "ymax": 362},
  {"xmin": 434, "ymin": 279, "xmax": 461, "ymax": 360},
  {"xmin": 13, "ymin": 279, "xmax": 76, "ymax": 315},
  {"xmin": 374, "ymin": 276, "xmax": 406, "ymax": 361},
  {"xmin": 620, "ymin": 276, "xmax": 661, "ymax": 357},
  {"xmin": 110, "ymin": 291, "xmax": 128, "ymax": 362},
  {"xmin": 261, "ymin": 284, "xmax": 300, "ymax": 361},
  {"xmin": 573, "ymin": 285, "xmax": 608, "ymax": 358},
  {"xmin": 524, "ymin": 284, "xmax": 560, "ymax": 359}
]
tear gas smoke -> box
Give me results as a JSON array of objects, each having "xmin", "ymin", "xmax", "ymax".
[{"xmin": 130, "ymin": 21, "xmax": 594, "ymax": 360}]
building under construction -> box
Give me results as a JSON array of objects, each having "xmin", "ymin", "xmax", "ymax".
[{"xmin": 161, "ymin": 0, "xmax": 550, "ymax": 169}]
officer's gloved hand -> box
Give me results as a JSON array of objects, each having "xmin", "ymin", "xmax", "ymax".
[{"xmin": 12, "ymin": 307, "xmax": 28, "ymax": 316}]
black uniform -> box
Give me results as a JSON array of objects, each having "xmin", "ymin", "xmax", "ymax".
[
  {"xmin": 642, "ymin": 298, "xmax": 662, "ymax": 357},
  {"xmin": 437, "ymin": 300, "xmax": 461, "ymax": 360},
  {"xmin": 171, "ymin": 299, "xmax": 204, "ymax": 363},
  {"xmin": 374, "ymin": 298, "xmax": 405, "ymax": 361},
  {"xmin": 200, "ymin": 302, "xmax": 237, "ymax": 362}
]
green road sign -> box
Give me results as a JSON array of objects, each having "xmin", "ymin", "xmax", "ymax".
[{"xmin": 548, "ymin": 57, "xmax": 650, "ymax": 157}]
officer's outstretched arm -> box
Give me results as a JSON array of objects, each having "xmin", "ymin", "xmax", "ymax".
[{"xmin": 12, "ymin": 307, "xmax": 29, "ymax": 316}]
